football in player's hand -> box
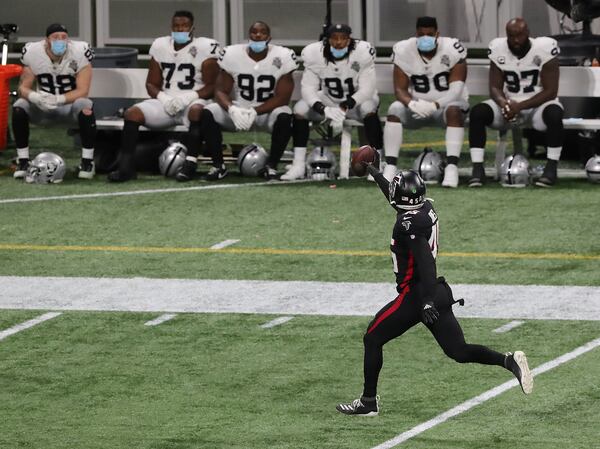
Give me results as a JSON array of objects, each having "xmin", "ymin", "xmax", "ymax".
[{"xmin": 351, "ymin": 145, "xmax": 379, "ymax": 176}]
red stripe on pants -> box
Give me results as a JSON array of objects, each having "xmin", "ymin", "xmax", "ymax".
[{"xmin": 367, "ymin": 284, "xmax": 411, "ymax": 334}]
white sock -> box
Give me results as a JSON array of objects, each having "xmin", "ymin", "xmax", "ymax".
[
  {"xmin": 293, "ymin": 146, "xmax": 306, "ymax": 165},
  {"xmin": 445, "ymin": 126, "xmax": 464, "ymax": 158},
  {"xmin": 81, "ymin": 148, "xmax": 94, "ymax": 160},
  {"xmin": 470, "ymin": 147, "xmax": 485, "ymax": 163},
  {"xmin": 547, "ymin": 146, "xmax": 562, "ymax": 161},
  {"xmin": 383, "ymin": 121, "xmax": 403, "ymax": 160},
  {"xmin": 17, "ymin": 147, "xmax": 29, "ymax": 160},
  {"xmin": 185, "ymin": 155, "xmax": 198, "ymax": 163}
]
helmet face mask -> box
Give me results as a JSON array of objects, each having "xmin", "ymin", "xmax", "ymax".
[
  {"xmin": 238, "ymin": 143, "xmax": 268, "ymax": 177},
  {"xmin": 306, "ymin": 147, "xmax": 337, "ymax": 180},
  {"xmin": 25, "ymin": 152, "xmax": 66, "ymax": 184},
  {"xmin": 500, "ymin": 154, "xmax": 530, "ymax": 187},
  {"xmin": 389, "ymin": 170, "xmax": 426, "ymax": 210},
  {"xmin": 585, "ymin": 155, "xmax": 600, "ymax": 183},
  {"xmin": 412, "ymin": 148, "xmax": 445, "ymax": 184},
  {"xmin": 159, "ymin": 141, "xmax": 187, "ymax": 177}
]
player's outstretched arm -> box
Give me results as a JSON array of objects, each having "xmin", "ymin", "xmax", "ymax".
[{"xmin": 366, "ymin": 164, "xmax": 390, "ymax": 200}]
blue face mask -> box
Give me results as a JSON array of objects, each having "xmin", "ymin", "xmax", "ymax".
[
  {"xmin": 249, "ymin": 40, "xmax": 268, "ymax": 53},
  {"xmin": 50, "ymin": 40, "xmax": 67, "ymax": 56},
  {"xmin": 172, "ymin": 31, "xmax": 191, "ymax": 45},
  {"xmin": 330, "ymin": 46, "xmax": 349, "ymax": 58},
  {"xmin": 416, "ymin": 35, "xmax": 436, "ymax": 52}
]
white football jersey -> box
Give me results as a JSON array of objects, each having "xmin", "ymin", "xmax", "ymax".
[
  {"xmin": 301, "ymin": 40, "xmax": 376, "ymax": 105},
  {"xmin": 218, "ymin": 44, "xmax": 297, "ymax": 107},
  {"xmin": 488, "ymin": 37, "xmax": 559, "ymax": 101},
  {"xmin": 392, "ymin": 37, "xmax": 468, "ymax": 102},
  {"xmin": 21, "ymin": 40, "xmax": 93, "ymax": 95},
  {"xmin": 149, "ymin": 36, "xmax": 220, "ymax": 95}
]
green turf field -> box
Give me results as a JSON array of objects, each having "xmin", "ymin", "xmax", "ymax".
[{"xmin": 1, "ymin": 114, "xmax": 599, "ymax": 448}]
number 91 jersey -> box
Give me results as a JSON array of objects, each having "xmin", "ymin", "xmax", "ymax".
[
  {"xmin": 218, "ymin": 44, "xmax": 297, "ymax": 107},
  {"xmin": 149, "ymin": 36, "xmax": 220, "ymax": 95},
  {"xmin": 392, "ymin": 37, "xmax": 468, "ymax": 102},
  {"xmin": 488, "ymin": 37, "xmax": 559, "ymax": 102},
  {"xmin": 21, "ymin": 40, "xmax": 93, "ymax": 95}
]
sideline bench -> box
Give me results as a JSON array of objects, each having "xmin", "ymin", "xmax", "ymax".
[{"xmin": 88, "ymin": 65, "xmax": 600, "ymax": 177}]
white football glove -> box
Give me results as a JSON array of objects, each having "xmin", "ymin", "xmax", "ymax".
[
  {"xmin": 243, "ymin": 107, "xmax": 257, "ymax": 128},
  {"xmin": 229, "ymin": 105, "xmax": 252, "ymax": 131},
  {"xmin": 157, "ymin": 91, "xmax": 183, "ymax": 116},
  {"xmin": 408, "ymin": 99, "xmax": 438, "ymax": 119},
  {"xmin": 29, "ymin": 91, "xmax": 56, "ymax": 111},
  {"xmin": 323, "ymin": 106, "xmax": 346, "ymax": 123},
  {"xmin": 178, "ymin": 90, "xmax": 200, "ymax": 106}
]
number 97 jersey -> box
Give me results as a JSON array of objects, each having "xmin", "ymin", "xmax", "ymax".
[
  {"xmin": 392, "ymin": 37, "xmax": 468, "ymax": 102},
  {"xmin": 488, "ymin": 37, "xmax": 559, "ymax": 102}
]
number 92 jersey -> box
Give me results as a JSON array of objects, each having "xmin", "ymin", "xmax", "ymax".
[
  {"xmin": 392, "ymin": 37, "xmax": 468, "ymax": 102},
  {"xmin": 488, "ymin": 37, "xmax": 559, "ymax": 102},
  {"xmin": 218, "ymin": 44, "xmax": 297, "ymax": 107},
  {"xmin": 21, "ymin": 40, "xmax": 93, "ymax": 95},
  {"xmin": 149, "ymin": 36, "xmax": 220, "ymax": 95}
]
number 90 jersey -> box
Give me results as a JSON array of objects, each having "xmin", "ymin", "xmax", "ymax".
[
  {"xmin": 301, "ymin": 40, "xmax": 376, "ymax": 105},
  {"xmin": 149, "ymin": 36, "xmax": 220, "ymax": 95},
  {"xmin": 218, "ymin": 44, "xmax": 297, "ymax": 107},
  {"xmin": 21, "ymin": 40, "xmax": 93, "ymax": 95},
  {"xmin": 488, "ymin": 37, "xmax": 559, "ymax": 102},
  {"xmin": 392, "ymin": 37, "xmax": 468, "ymax": 102}
]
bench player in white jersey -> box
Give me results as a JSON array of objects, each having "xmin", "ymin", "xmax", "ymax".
[
  {"xmin": 468, "ymin": 18, "xmax": 563, "ymax": 187},
  {"xmin": 108, "ymin": 10, "xmax": 220, "ymax": 182},
  {"xmin": 281, "ymin": 23, "xmax": 383, "ymax": 181},
  {"xmin": 201, "ymin": 21, "xmax": 297, "ymax": 180},
  {"xmin": 383, "ymin": 16, "xmax": 469, "ymax": 187},
  {"xmin": 12, "ymin": 23, "xmax": 96, "ymax": 180}
]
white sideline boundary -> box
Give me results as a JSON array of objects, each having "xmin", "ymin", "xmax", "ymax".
[
  {"xmin": 492, "ymin": 320, "xmax": 525, "ymax": 333},
  {"xmin": 260, "ymin": 316, "xmax": 294, "ymax": 328},
  {"xmin": 0, "ymin": 312, "xmax": 62, "ymax": 341},
  {"xmin": 144, "ymin": 313, "xmax": 177, "ymax": 326},
  {"xmin": 210, "ymin": 239, "xmax": 240, "ymax": 250},
  {"xmin": 371, "ymin": 335, "xmax": 600, "ymax": 449}
]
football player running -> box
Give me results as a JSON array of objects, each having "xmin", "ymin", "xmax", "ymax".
[
  {"xmin": 201, "ymin": 21, "xmax": 297, "ymax": 180},
  {"xmin": 383, "ymin": 16, "xmax": 468, "ymax": 187},
  {"xmin": 468, "ymin": 18, "xmax": 563, "ymax": 188},
  {"xmin": 336, "ymin": 162, "xmax": 533, "ymax": 416},
  {"xmin": 108, "ymin": 10, "xmax": 220, "ymax": 182},
  {"xmin": 281, "ymin": 23, "xmax": 383, "ymax": 181},
  {"xmin": 13, "ymin": 23, "xmax": 96, "ymax": 180}
]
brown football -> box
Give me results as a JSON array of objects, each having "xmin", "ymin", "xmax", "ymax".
[{"xmin": 351, "ymin": 145, "xmax": 379, "ymax": 177}]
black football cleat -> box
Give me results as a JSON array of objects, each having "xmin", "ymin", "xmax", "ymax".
[
  {"xmin": 13, "ymin": 158, "xmax": 30, "ymax": 179},
  {"xmin": 535, "ymin": 161, "xmax": 557, "ymax": 188},
  {"xmin": 505, "ymin": 351, "xmax": 533, "ymax": 394},
  {"xmin": 175, "ymin": 160, "xmax": 197, "ymax": 182},
  {"xmin": 468, "ymin": 163, "xmax": 486, "ymax": 188},
  {"xmin": 336, "ymin": 396, "xmax": 379, "ymax": 416},
  {"xmin": 258, "ymin": 165, "xmax": 278, "ymax": 181},
  {"xmin": 205, "ymin": 164, "xmax": 228, "ymax": 181},
  {"xmin": 78, "ymin": 158, "xmax": 95, "ymax": 179}
]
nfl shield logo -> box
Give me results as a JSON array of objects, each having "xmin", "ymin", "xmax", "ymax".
[
  {"xmin": 351, "ymin": 61, "xmax": 360, "ymax": 72},
  {"xmin": 69, "ymin": 60, "xmax": 78, "ymax": 72},
  {"xmin": 273, "ymin": 57, "xmax": 282, "ymax": 69},
  {"xmin": 189, "ymin": 46, "xmax": 198, "ymax": 57}
]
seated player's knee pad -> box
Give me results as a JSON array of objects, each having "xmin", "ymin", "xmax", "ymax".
[
  {"xmin": 469, "ymin": 102, "xmax": 494, "ymax": 126},
  {"xmin": 542, "ymin": 104, "xmax": 563, "ymax": 127}
]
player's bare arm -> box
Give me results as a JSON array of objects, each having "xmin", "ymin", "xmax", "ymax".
[
  {"xmin": 196, "ymin": 57, "xmax": 219, "ymax": 99},
  {"xmin": 489, "ymin": 62, "xmax": 508, "ymax": 109},
  {"xmin": 63, "ymin": 63, "xmax": 91, "ymax": 103},
  {"xmin": 17, "ymin": 66, "xmax": 36, "ymax": 99},
  {"xmin": 214, "ymin": 69, "xmax": 234, "ymax": 110},
  {"xmin": 393, "ymin": 65, "xmax": 412, "ymax": 106},
  {"xmin": 145, "ymin": 57, "xmax": 164, "ymax": 98},
  {"xmin": 254, "ymin": 72, "xmax": 294, "ymax": 115},
  {"xmin": 514, "ymin": 57, "xmax": 559, "ymax": 111}
]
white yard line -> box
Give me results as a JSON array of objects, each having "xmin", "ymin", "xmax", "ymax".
[
  {"xmin": 260, "ymin": 316, "xmax": 294, "ymax": 328},
  {"xmin": 370, "ymin": 335, "xmax": 600, "ymax": 449},
  {"xmin": 0, "ymin": 312, "xmax": 62, "ymax": 342},
  {"xmin": 144, "ymin": 313, "xmax": 177, "ymax": 326},
  {"xmin": 0, "ymin": 179, "xmax": 312, "ymax": 205},
  {"xmin": 492, "ymin": 320, "xmax": 525, "ymax": 333},
  {"xmin": 210, "ymin": 239, "xmax": 240, "ymax": 250}
]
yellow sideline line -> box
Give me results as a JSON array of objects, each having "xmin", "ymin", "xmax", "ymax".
[{"xmin": 0, "ymin": 243, "xmax": 597, "ymax": 261}]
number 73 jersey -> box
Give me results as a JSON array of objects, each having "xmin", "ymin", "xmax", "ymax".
[
  {"xmin": 392, "ymin": 37, "xmax": 469, "ymax": 103},
  {"xmin": 488, "ymin": 37, "xmax": 559, "ymax": 102},
  {"xmin": 150, "ymin": 36, "xmax": 220, "ymax": 96}
]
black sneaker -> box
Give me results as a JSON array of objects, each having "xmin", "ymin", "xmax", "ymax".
[
  {"xmin": 535, "ymin": 161, "xmax": 557, "ymax": 187},
  {"xmin": 13, "ymin": 158, "xmax": 30, "ymax": 179},
  {"xmin": 78, "ymin": 158, "xmax": 95, "ymax": 180},
  {"xmin": 336, "ymin": 396, "xmax": 379, "ymax": 416},
  {"xmin": 205, "ymin": 164, "xmax": 228, "ymax": 181},
  {"xmin": 468, "ymin": 163, "xmax": 486, "ymax": 188},
  {"xmin": 259, "ymin": 165, "xmax": 278, "ymax": 180},
  {"xmin": 505, "ymin": 351, "xmax": 533, "ymax": 394},
  {"xmin": 175, "ymin": 160, "xmax": 197, "ymax": 182},
  {"xmin": 107, "ymin": 170, "xmax": 136, "ymax": 182}
]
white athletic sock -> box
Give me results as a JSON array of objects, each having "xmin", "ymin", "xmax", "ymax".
[
  {"xmin": 81, "ymin": 148, "xmax": 94, "ymax": 160},
  {"xmin": 470, "ymin": 147, "xmax": 485, "ymax": 163},
  {"xmin": 292, "ymin": 146, "xmax": 307, "ymax": 165},
  {"xmin": 547, "ymin": 146, "xmax": 562, "ymax": 161},
  {"xmin": 383, "ymin": 121, "xmax": 403, "ymax": 159},
  {"xmin": 17, "ymin": 147, "xmax": 29, "ymax": 160},
  {"xmin": 445, "ymin": 126, "xmax": 464, "ymax": 158}
]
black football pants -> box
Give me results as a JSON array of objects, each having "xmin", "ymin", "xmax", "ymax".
[{"xmin": 361, "ymin": 279, "xmax": 505, "ymax": 398}]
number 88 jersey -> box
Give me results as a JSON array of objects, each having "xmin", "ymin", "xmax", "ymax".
[
  {"xmin": 488, "ymin": 37, "xmax": 559, "ymax": 102},
  {"xmin": 392, "ymin": 37, "xmax": 469, "ymax": 103},
  {"xmin": 149, "ymin": 36, "xmax": 220, "ymax": 96}
]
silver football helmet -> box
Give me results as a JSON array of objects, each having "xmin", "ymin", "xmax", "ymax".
[
  {"xmin": 412, "ymin": 148, "xmax": 445, "ymax": 184},
  {"xmin": 499, "ymin": 154, "xmax": 530, "ymax": 187},
  {"xmin": 238, "ymin": 143, "xmax": 268, "ymax": 176},
  {"xmin": 306, "ymin": 147, "xmax": 337, "ymax": 180},
  {"xmin": 158, "ymin": 141, "xmax": 187, "ymax": 177},
  {"xmin": 25, "ymin": 152, "xmax": 66, "ymax": 184},
  {"xmin": 585, "ymin": 155, "xmax": 600, "ymax": 183}
]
